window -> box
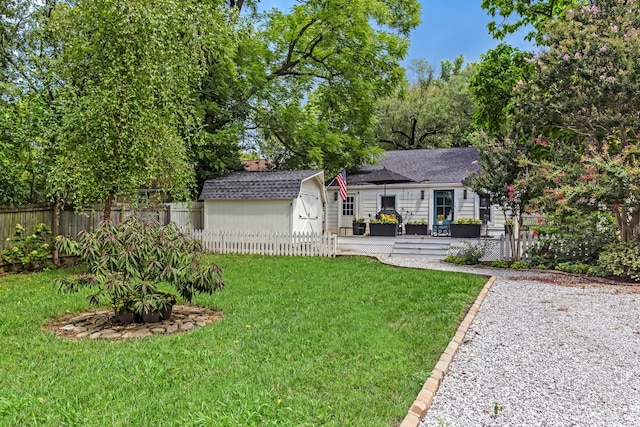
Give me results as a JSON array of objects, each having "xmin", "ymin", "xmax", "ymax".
[
  {"xmin": 434, "ymin": 190, "xmax": 454, "ymax": 221},
  {"xmin": 479, "ymin": 195, "xmax": 491, "ymax": 222},
  {"xmin": 381, "ymin": 196, "xmax": 396, "ymax": 211},
  {"xmin": 342, "ymin": 196, "xmax": 354, "ymax": 216}
]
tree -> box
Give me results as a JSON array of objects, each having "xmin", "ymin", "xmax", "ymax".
[
  {"xmin": 513, "ymin": 0, "xmax": 640, "ymax": 241},
  {"xmin": 481, "ymin": 0, "xmax": 587, "ymax": 44},
  {"xmin": 465, "ymin": 135, "xmax": 534, "ymax": 260},
  {"xmin": 469, "ymin": 44, "xmax": 535, "ymax": 136},
  {"xmin": 45, "ymin": 0, "xmax": 232, "ymax": 220},
  {"xmin": 235, "ymin": 0, "xmax": 421, "ymax": 174},
  {"xmin": 374, "ymin": 57, "xmax": 478, "ymax": 150}
]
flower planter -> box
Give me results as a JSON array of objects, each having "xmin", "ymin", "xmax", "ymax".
[
  {"xmin": 142, "ymin": 311, "xmax": 161, "ymax": 323},
  {"xmin": 352, "ymin": 222, "xmax": 366, "ymax": 236},
  {"xmin": 160, "ymin": 305, "xmax": 173, "ymax": 321},
  {"xmin": 450, "ymin": 224, "xmax": 481, "ymax": 238},
  {"xmin": 116, "ymin": 311, "xmax": 135, "ymax": 325},
  {"xmin": 405, "ymin": 224, "xmax": 429, "ymax": 235},
  {"xmin": 369, "ymin": 223, "xmax": 398, "ymax": 236}
]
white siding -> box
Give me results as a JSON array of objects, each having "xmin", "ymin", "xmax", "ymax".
[
  {"xmin": 204, "ymin": 199, "xmax": 292, "ymax": 233},
  {"xmin": 326, "ymin": 182, "xmax": 512, "ymax": 236}
]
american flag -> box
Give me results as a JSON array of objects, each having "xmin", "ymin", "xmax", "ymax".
[{"xmin": 336, "ymin": 169, "xmax": 347, "ymax": 201}]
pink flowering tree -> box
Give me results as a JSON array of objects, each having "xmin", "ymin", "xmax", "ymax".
[
  {"xmin": 465, "ymin": 136, "xmax": 535, "ymax": 260},
  {"xmin": 513, "ymin": 0, "xmax": 640, "ymax": 242}
]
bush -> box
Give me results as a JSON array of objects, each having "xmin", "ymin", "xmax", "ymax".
[
  {"xmin": 443, "ymin": 255, "xmax": 467, "ymax": 265},
  {"xmin": 586, "ymin": 266, "xmax": 607, "ymax": 277},
  {"xmin": 525, "ymin": 213, "xmax": 617, "ymax": 268},
  {"xmin": 510, "ymin": 260, "xmax": 529, "ymax": 269},
  {"xmin": 598, "ymin": 241, "xmax": 640, "ymax": 282},
  {"xmin": 54, "ymin": 218, "xmax": 224, "ymax": 318},
  {"xmin": 490, "ymin": 259, "xmax": 510, "ymax": 268},
  {"xmin": 557, "ymin": 262, "xmax": 599, "ymax": 275},
  {"xmin": 1, "ymin": 223, "xmax": 54, "ymax": 271},
  {"xmin": 446, "ymin": 241, "xmax": 490, "ymax": 265}
]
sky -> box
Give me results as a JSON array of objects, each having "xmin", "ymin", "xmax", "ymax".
[
  {"xmin": 258, "ymin": 0, "xmax": 536, "ymax": 72},
  {"xmin": 408, "ymin": 0, "xmax": 535, "ymax": 70}
]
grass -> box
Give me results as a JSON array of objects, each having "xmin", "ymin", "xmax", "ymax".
[{"xmin": 0, "ymin": 255, "xmax": 487, "ymax": 426}]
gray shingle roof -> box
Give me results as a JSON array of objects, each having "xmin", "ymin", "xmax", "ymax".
[
  {"xmin": 348, "ymin": 148, "xmax": 480, "ymax": 185},
  {"xmin": 199, "ymin": 170, "xmax": 323, "ymax": 200}
]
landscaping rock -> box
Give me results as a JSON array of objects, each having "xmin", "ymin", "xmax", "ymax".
[{"xmin": 44, "ymin": 305, "xmax": 223, "ymax": 340}]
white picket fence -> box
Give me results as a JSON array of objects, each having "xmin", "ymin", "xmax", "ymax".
[
  {"xmin": 191, "ymin": 230, "xmax": 337, "ymax": 257},
  {"xmin": 500, "ymin": 231, "xmax": 539, "ymax": 260}
]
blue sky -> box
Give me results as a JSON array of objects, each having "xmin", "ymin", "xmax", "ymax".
[{"xmin": 258, "ymin": 0, "xmax": 536, "ymax": 71}]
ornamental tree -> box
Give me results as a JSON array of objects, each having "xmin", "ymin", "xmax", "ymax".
[{"xmin": 512, "ymin": 0, "xmax": 640, "ymax": 241}]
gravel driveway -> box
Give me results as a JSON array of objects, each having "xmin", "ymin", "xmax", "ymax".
[{"xmin": 380, "ymin": 257, "xmax": 640, "ymax": 427}]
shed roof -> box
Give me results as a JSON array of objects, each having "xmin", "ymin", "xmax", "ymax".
[
  {"xmin": 348, "ymin": 147, "xmax": 480, "ymax": 185},
  {"xmin": 199, "ymin": 170, "xmax": 323, "ymax": 200}
]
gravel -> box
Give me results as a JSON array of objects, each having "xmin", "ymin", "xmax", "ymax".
[{"xmin": 380, "ymin": 257, "xmax": 640, "ymax": 427}]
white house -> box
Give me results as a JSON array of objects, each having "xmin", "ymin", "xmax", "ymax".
[
  {"xmin": 326, "ymin": 148, "xmax": 509, "ymax": 236},
  {"xmin": 199, "ymin": 170, "xmax": 326, "ymax": 234}
]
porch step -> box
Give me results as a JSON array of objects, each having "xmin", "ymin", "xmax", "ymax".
[{"xmin": 391, "ymin": 236, "xmax": 452, "ymax": 259}]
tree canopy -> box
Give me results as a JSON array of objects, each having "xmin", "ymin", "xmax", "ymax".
[
  {"xmin": 513, "ymin": 0, "xmax": 640, "ymax": 241},
  {"xmin": 374, "ymin": 57, "xmax": 478, "ymax": 150},
  {"xmin": 1, "ymin": 0, "xmax": 421, "ymax": 209},
  {"xmin": 481, "ymin": 0, "xmax": 588, "ymax": 44}
]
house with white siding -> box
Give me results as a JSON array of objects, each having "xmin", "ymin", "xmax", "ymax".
[{"xmin": 326, "ymin": 148, "xmax": 509, "ymax": 236}]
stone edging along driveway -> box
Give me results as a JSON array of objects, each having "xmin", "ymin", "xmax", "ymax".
[
  {"xmin": 379, "ymin": 257, "xmax": 640, "ymax": 427},
  {"xmin": 397, "ymin": 273, "xmax": 497, "ymax": 427}
]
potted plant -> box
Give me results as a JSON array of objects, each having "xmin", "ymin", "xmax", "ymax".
[
  {"xmin": 436, "ymin": 214, "xmax": 445, "ymax": 225},
  {"xmin": 369, "ymin": 213, "xmax": 398, "ymax": 236},
  {"xmin": 134, "ymin": 292, "xmax": 164, "ymax": 323},
  {"xmin": 157, "ymin": 291, "xmax": 177, "ymax": 321},
  {"xmin": 352, "ymin": 218, "xmax": 366, "ymax": 236},
  {"xmin": 450, "ymin": 218, "xmax": 482, "ymax": 238},
  {"xmin": 405, "ymin": 218, "xmax": 429, "ymax": 235},
  {"xmin": 54, "ymin": 218, "xmax": 224, "ymax": 324},
  {"xmin": 113, "ymin": 293, "xmax": 136, "ymax": 325}
]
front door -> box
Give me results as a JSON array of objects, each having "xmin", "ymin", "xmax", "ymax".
[
  {"xmin": 340, "ymin": 195, "xmax": 355, "ymax": 226},
  {"xmin": 434, "ymin": 190, "xmax": 454, "ymax": 223}
]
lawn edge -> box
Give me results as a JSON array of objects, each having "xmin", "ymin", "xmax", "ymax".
[{"xmin": 399, "ymin": 275, "xmax": 497, "ymax": 427}]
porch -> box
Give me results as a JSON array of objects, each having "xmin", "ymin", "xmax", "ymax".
[{"xmin": 337, "ymin": 234, "xmax": 505, "ymax": 260}]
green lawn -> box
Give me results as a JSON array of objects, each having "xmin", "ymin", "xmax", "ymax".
[{"xmin": 0, "ymin": 255, "xmax": 487, "ymax": 427}]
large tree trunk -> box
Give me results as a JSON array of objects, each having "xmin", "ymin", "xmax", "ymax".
[
  {"xmin": 612, "ymin": 206, "xmax": 640, "ymax": 242},
  {"xmin": 103, "ymin": 190, "xmax": 115, "ymax": 222}
]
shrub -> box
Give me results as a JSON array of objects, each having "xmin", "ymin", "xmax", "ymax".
[
  {"xmin": 510, "ymin": 260, "xmax": 529, "ymax": 269},
  {"xmin": 598, "ymin": 241, "xmax": 640, "ymax": 282},
  {"xmin": 54, "ymin": 218, "xmax": 224, "ymax": 318},
  {"xmin": 490, "ymin": 259, "xmax": 510, "ymax": 268},
  {"xmin": 586, "ymin": 266, "xmax": 607, "ymax": 277},
  {"xmin": 1, "ymin": 223, "xmax": 54, "ymax": 271},
  {"xmin": 446, "ymin": 241, "xmax": 490, "ymax": 265},
  {"xmin": 525, "ymin": 213, "xmax": 617, "ymax": 268}
]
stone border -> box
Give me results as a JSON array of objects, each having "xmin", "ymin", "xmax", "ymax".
[
  {"xmin": 44, "ymin": 305, "xmax": 223, "ymax": 340},
  {"xmin": 399, "ymin": 276, "xmax": 497, "ymax": 427}
]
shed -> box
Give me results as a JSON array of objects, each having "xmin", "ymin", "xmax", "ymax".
[{"xmin": 199, "ymin": 170, "xmax": 326, "ymax": 234}]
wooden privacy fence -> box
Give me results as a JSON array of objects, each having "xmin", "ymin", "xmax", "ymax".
[
  {"xmin": 0, "ymin": 202, "xmax": 203, "ymax": 251},
  {"xmin": 191, "ymin": 230, "xmax": 337, "ymax": 257}
]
